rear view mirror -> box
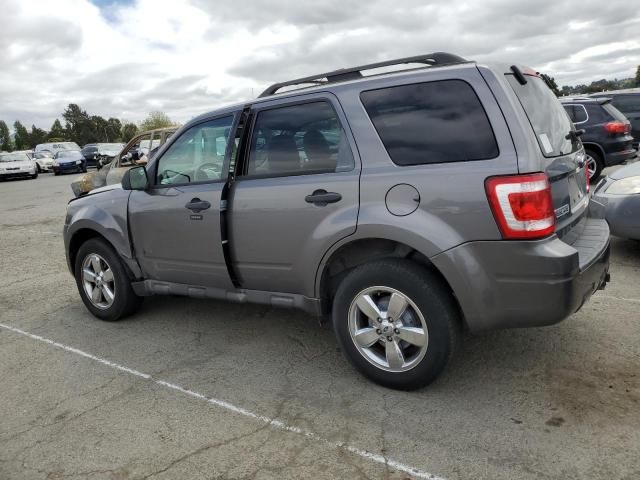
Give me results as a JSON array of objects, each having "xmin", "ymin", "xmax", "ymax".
[{"xmin": 122, "ymin": 166, "xmax": 149, "ymax": 191}]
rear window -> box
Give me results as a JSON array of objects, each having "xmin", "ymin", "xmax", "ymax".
[
  {"xmin": 610, "ymin": 95, "xmax": 640, "ymax": 114},
  {"xmin": 507, "ymin": 75, "xmax": 579, "ymax": 157},
  {"xmin": 602, "ymin": 103, "xmax": 628, "ymax": 122},
  {"xmin": 360, "ymin": 80, "xmax": 499, "ymax": 166}
]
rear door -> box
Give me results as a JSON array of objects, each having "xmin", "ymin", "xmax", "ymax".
[
  {"xmin": 128, "ymin": 114, "xmax": 237, "ymax": 288},
  {"xmin": 506, "ymin": 74, "xmax": 588, "ymax": 236},
  {"xmin": 229, "ymin": 93, "xmax": 360, "ymax": 296}
]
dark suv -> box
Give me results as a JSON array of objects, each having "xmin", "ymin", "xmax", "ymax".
[
  {"xmin": 561, "ymin": 97, "xmax": 635, "ymax": 181},
  {"xmin": 591, "ymin": 89, "xmax": 640, "ymax": 149},
  {"xmin": 63, "ymin": 53, "xmax": 610, "ymax": 390}
]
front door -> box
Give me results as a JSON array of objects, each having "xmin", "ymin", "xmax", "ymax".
[
  {"xmin": 229, "ymin": 95, "xmax": 360, "ymax": 296},
  {"xmin": 129, "ymin": 114, "xmax": 237, "ymax": 289}
]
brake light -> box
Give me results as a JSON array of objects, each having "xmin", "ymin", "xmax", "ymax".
[
  {"xmin": 585, "ymin": 163, "xmax": 590, "ymax": 193},
  {"xmin": 485, "ymin": 173, "xmax": 556, "ymax": 239},
  {"xmin": 604, "ymin": 121, "xmax": 628, "ymax": 134}
]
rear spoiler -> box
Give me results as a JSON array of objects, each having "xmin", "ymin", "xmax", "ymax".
[{"xmin": 588, "ymin": 96, "xmax": 612, "ymax": 105}]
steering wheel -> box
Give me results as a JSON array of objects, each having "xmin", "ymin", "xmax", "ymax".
[{"xmin": 194, "ymin": 162, "xmax": 222, "ymax": 181}]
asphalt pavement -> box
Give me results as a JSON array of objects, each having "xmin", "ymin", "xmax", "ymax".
[{"xmin": 1, "ymin": 172, "xmax": 639, "ymax": 480}]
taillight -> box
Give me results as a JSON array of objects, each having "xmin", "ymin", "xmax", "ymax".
[
  {"xmin": 585, "ymin": 163, "xmax": 590, "ymax": 192},
  {"xmin": 485, "ymin": 173, "xmax": 556, "ymax": 240},
  {"xmin": 604, "ymin": 121, "xmax": 628, "ymax": 134}
]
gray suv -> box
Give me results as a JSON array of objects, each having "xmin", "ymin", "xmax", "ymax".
[{"xmin": 64, "ymin": 53, "xmax": 610, "ymax": 390}]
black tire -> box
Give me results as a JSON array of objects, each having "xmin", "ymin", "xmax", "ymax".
[
  {"xmin": 31, "ymin": 171, "xmax": 38, "ymax": 179},
  {"xmin": 54, "ymin": 171, "xmax": 59, "ymax": 176},
  {"xmin": 332, "ymin": 259, "xmax": 461, "ymax": 390},
  {"xmin": 36, "ymin": 164, "xmax": 42, "ymax": 173},
  {"xmin": 74, "ymin": 238, "xmax": 142, "ymax": 321},
  {"xmin": 585, "ymin": 148, "xmax": 604, "ymax": 182}
]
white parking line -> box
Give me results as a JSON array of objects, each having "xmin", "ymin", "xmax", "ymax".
[{"xmin": 0, "ymin": 322, "xmax": 444, "ymax": 480}]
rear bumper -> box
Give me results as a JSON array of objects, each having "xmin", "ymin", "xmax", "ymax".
[
  {"xmin": 431, "ymin": 214, "xmax": 610, "ymax": 333},
  {"xmin": 604, "ymin": 148, "xmax": 637, "ymax": 167}
]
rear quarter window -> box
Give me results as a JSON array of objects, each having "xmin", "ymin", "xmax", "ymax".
[{"xmin": 360, "ymin": 79, "xmax": 499, "ymax": 166}]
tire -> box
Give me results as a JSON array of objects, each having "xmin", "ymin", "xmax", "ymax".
[
  {"xmin": 585, "ymin": 148, "xmax": 604, "ymax": 182},
  {"xmin": 74, "ymin": 238, "xmax": 142, "ymax": 321},
  {"xmin": 332, "ymin": 259, "xmax": 460, "ymax": 390},
  {"xmin": 31, "ymin": 171, "xmax": 38, "ymax": 179},
  {"xmin": 36, "ymin": 164, "xmax": 42, "ymax": 173},
  {"xmin": 54, "ymin": 171, "xmax": 59, "ymax": 176}
]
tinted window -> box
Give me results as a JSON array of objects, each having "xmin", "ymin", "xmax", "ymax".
[
  {"xmin": 360, "ymin": 80, "xmax": 498, "ymax": 166},
  {"xmin": 573, "ymin": 105, "xmax": 588, "ymax": 123},
  {"xmin": 602, "ymin": 103, "xmax": 628, "ymax": 122},
  {"xmin": 507, "ymin": 75, "xmax": 578, "ymax": 157},
  {"xmin": 611, "ymin": 95, "xmax": 640, "ymax": 114},
  {"xmin": 156, "ymin": 116, "xmax": 233, "ymax": 185},
  {"xmin": 246, "ymin": 101, "xmax": 354, "ymax": 177},
  {"xmin": 562, "ymin": 105, "xmax": 576, "ymax": 122}
]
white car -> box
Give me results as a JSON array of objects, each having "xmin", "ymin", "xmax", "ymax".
[
  {"xmin": 0, "ymin": 152, "xmax": 38, "ymax": 180},
  {"xmin": 32, "ymin": 151, "xmax": 55, "ymax": 172}
]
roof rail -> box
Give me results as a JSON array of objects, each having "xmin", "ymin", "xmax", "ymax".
[{"xmin": 258, "ymin": 52, "xmax": 469, "ymax": 98}]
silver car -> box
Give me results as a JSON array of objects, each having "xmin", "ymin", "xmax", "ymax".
[
  {"xmin": 64, "ymin": 52, "xmax": 610, "ymax": 390},
  {"xmin": 0, "ymin": 151, "xmax": 38, "ymax": 180}
]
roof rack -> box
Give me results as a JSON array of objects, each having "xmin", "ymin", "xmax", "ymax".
[{"xmin": 258, "ymin": 52, "xmax": 469, "ymax": 98}]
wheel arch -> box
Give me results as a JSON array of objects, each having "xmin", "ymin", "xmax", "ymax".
[
  {"xmin": 316, "ymin": 237, "xmax": 464, "ymax": 325},
  {"xmin": 581, "ymin": 142, "xmax": 605, "ymax": 161}
]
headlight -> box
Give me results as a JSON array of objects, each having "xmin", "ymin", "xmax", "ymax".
[
  {"xmin": 76, "ymin": 160, "xmax": 82, "ymax": 165},
  {"xmin": 606, "ymin": 176, "xmax": 640, "ymax": 195}
]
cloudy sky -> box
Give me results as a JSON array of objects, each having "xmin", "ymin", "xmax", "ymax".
[{"xmin": 1, "ymin": 0, "xmax": 639, "ymax": 130}]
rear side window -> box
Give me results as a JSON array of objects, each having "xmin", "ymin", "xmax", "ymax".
[
  {"xmin": 573, "ymin": 105, "xmax": 588, "ymax": 123},
  {"xmin": 602, "ymin": 103, "xmax": 628, "ymax": 122},
  {"xmin": 360, "ymin": 80, "xmax": 498, "ymax": 166}
]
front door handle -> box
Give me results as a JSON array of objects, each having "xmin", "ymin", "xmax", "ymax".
[
  {"xmin": 185, "ymin": 198, "xmax": 211, "ymax": 212},
  {"xmin": 305, "ymin": 189, "xmax": 342, "ymax": 206}
]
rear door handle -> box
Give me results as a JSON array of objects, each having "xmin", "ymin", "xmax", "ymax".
[
  {"xmin": 185, "ymin": 198, "xmax": 211, "ymax": 212},
  {"xmin": 305, "ymin": 189, "xmax": 342, "ymax": 206}
]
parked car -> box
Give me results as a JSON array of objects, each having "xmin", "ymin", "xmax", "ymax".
[
  {"xmin": 590, "ymin": 89, "xmax": 640, "ymax": 148},
  {"xmin": 81, "ymin": 144, "xmax": 99, "ymax": 167},
  {"xmin": 95, "ymin": 143, "xmax": 125, "ymax": 170},
  {"xmin": 52, "ymin": 150, "xmax": 87, "ymax": 175},
  {"xmin": 63, "ymin": 53, "xmax": 610, "ymax": 390},
  {"xmin": 560, "ymin": 96, "xmax": 636, "ymax": 181},
  {"xmin": 592, "ymin": 160, "xmax": 640, "ymax": 240},
  {"xmin": 71, "ymin": 128, "xmax": 176, "ymax": 197},
  {"xmin": 0, "ymin": 151, "xmax": 38, "ymax": 180},
  {"xmin": 33, "ymin": 151, "xmax": 55, "ymax": 172},
  {"xmin": 35, "ymin": 141, "xmax": 81, "ymax": 157}
]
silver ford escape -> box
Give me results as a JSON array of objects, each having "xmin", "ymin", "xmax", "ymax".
[{"xmin": 64, "ymin": 53, "xmax": 610, "ymax": 390}]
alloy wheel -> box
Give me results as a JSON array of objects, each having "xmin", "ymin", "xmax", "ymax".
[
  {"xmin": 348, "ymin": 286, "xmax": 429, "ymax": 372},
  {"xmin": 81, "ymin": 253, "xmax": 115, "ymax": 309}
]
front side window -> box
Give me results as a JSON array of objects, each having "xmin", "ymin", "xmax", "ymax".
[
  {"xmin": 156, "ymin": 116, "xmax": 233, "ymax": 185},
  {"xmin": 360, "ymin": 80, "xmax": 499, "ymax": 165},
  {"xmin": 246, "ymin": 101, "xmax": 354, "ymax": 177}
]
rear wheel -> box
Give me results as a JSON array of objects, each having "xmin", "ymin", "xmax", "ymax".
[
  {"xmin": 585, "ymin": 148, "xmax": 603, "ymax": 182},
  {"xmin": 74, "ymin": 238, "xmax": 142, "ymax": 321},
  {"xmin": 332, "ymin": 259, "xmax": 460, "ymax": 390}
]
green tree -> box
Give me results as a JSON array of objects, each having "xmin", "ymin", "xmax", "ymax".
[
  {"xmin": 541, "ymin": 74, "xmax": 560, "ymax": 97},
  {"xmin": 49, "ymin": 119, "xmax": 66, "ymax": 140},
  {"xmin": 62, "ymin": 104, "xmax": 94, "ymax": 145},
  {"xmin": 121, "ymin": 123, "xmax": 138, "ymax": 143},
  {"xmin": 635, "ymin": 65, "xmax": 640, "ymax": 87},
  {"xmin": 139, "ymin": 111, "xmax": 174, "ymax": 131},
  {"xmin": 29, "ymin": 125, "xmax": 48, "ymax": 147},
  {"xmin": 91, "ymin": 115, "xmax": 109, "ymax": 142},
  {"xmin": 13, "ymin": 121, "xmax": 31, "ymax": 150},
  {"xmin": 0, "ymin": 120, "xmax": 12, "ymax": 151},
  {"xmin": 106, "ymin": 118, "xmax": 122, "ymax": 142}
]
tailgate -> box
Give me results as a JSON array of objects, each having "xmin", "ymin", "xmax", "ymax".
[{"xmin": 506, "ymin": 72, "xmax": 589, "ymax": 238}]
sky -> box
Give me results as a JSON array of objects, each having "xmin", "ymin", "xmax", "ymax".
[{"xmin": 1, "ymin": 0, "xmax": 639, "ymax": 130}]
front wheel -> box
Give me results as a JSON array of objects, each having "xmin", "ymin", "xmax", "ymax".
[
  {"xmin": 74, "ymin": 238, "xmax": 142, "ymax": 321},
  {"xmin": 332, "ymin": 259, "xmax": 460, "ymax": 390}
]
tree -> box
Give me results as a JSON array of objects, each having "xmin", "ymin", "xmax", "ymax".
[
  {"xmin": 0, "ymin": 121, "xmax": 12, "ymax": 152},
  {"xmin": 29, "ymin": 125, "xmax": 48, "ymax": 147},
  {"xmin": 13, "ymin": 121, "xmax": 31, "ymax": 150},
  {"xmin": 635, "ymin": 65, "xmax": 640, "ymax": 87},
  {"xmin": 106, "ymin": 118, "xmax": 122, "ymax": 142},
  {"xmin": 139, "ymin": 111, "xmax": 174, "ymax": 131},
  {"xmin": 49, "ymin": 119, "xmax": 66, "ymax": 140},
  {"xmin": 541, "ymin": 74, "xmax": 560, "ymax": 97},
  {"xmin": 121, "ymin": 123, "xmax": 138, "ymax": 143},
  {"xmin": 62, "ymin": 104, "xmax": 94, "ymax": 145}
]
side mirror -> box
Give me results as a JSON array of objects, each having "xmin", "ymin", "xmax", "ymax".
[{"xmin": 122, "ymin": 166, "xmax": 149, "ymax": 191}]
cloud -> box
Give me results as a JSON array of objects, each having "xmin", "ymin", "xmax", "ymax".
[{"xmin": 1, "ymin": 0, "xmax": 639, "ymax": 131}]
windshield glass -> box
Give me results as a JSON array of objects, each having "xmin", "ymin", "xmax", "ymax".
[
  {"xmin": 506, "ymin": 75, "xmax": 579, "ymax": 157},
  {"xmin": 57, "ymin": 151, "xmax": 83, "ymax": 159},
  {"xmin": 60, "ymin": 142, "xmax": 81, "ymax": 151},
  {"xmin": 0, "ymin": 153, "xmax": 30, "ymax": 162}
]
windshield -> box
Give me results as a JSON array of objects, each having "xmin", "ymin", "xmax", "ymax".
[
  {"xmin": 506, "ymin": 75, "xmax": 579, "ymax": 157},
  {"xmin": 0, "ymin": 153, "xmax": 30, "ymax": 162},
  {"xmin": 57, "ymin": 151, "xmax": 83, "ymax": 159}
]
